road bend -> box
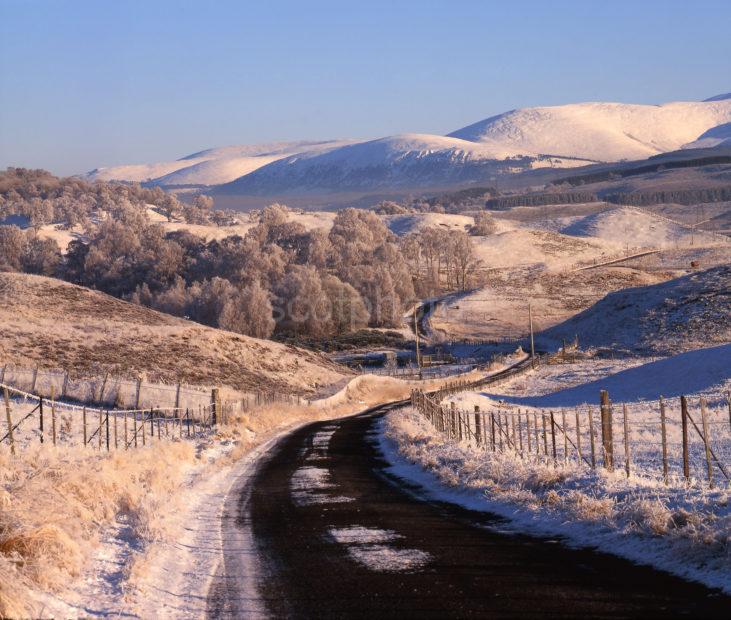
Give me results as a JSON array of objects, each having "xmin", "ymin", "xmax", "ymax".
[{"xmin": 207, "ymin": 405, "xmax": 730, "ymax": 619}]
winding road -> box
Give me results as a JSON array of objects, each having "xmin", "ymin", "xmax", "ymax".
[{"xmin": 206, "ymin": 404, "xmax": 730, "ymax": 619}]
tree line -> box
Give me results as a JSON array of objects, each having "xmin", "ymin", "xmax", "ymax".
[{"xmin": 0, "ymin": 170, "xmax": 484, "ymax": 340}]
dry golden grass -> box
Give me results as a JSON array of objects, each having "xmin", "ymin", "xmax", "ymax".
[
  {"xmin": 0, "ymin": 441, "xmax": 196, "ymax": 618},
  {"xmin": 0, "ymin": 272, "xmax": 347, "ymax": 395},
  {"xmin": 0, "ymin": 371, "xmax": 458, "ymax": 616}
]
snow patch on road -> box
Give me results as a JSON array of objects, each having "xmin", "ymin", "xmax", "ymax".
[
  {"xmin": 329, "ymin": 526, "xmax": 402, "ymax": 544},
  {"xmin": 345, "ymin": 545, "xmax": 432, "ymax": 572},
  {"xmin": 291, "ymin": 466, "xmax": 355, "ymax": 505},
  {"xmin": 328, "ymin": 526, "xmax": 431, "ymax": 572}
]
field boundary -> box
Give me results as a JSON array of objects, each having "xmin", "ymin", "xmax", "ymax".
[{"xmin": 411, "ymin": 385, "xmax": 731, "ymax": 489}]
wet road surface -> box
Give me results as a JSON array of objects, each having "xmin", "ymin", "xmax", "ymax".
[{"xmin": 207, "ymin": 406, "xmax": 731, "ymax": 619}]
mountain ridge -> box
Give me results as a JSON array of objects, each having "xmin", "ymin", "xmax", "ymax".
[{"xmin": 80, "ymin": 95, "xmax": 731, "ymax": 197}]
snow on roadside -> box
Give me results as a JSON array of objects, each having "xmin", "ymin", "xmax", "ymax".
[
  {"xmin": 25, "ymin": 437, "xmax": 237, "ymax": 618},
  {"xmin": 379, "ymin": 409, "xmax": 731, "ymax": 594}
]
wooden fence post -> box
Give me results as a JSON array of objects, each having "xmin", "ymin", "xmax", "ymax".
[
  {"xmin": 700, "ymin": 398, "xmax": 713, "ymax": 488},
  {"xmin": 490, "ymin": 412, "xmax": 496, "ymax": 451},
  {"xmin": 549, "ymin": 412, "xmax": 557, "ymax": 463},
  {"xmin": 211, "ymin": 389, "xmax": 220, "ymax": 426},
  {"xmin": 600, "ymin": 390, "xmax": 613, "ymax": 470},
  {"xmin": 39, "ymin": 397, "xmax": 44, "ymax": 444},
  {"xmin": 680, "ymin": 395, "xmax": 690, "ymax": 482},
  {"xmin": 451, "ymin": 402, "xmax": 458, "ymax": 441},
  {"xmin": 135, "ymin": 379, "xmax": 143, "ymax": 410},
  {"xmin": 134, "ymin": 413, "xmax": 138, "ymax": 448},
  {"xmin": 51, "ymin": 387, "xmax": 57, "ymax": 447},
  {"xmin": 124, "ymin": 412, "xmax": 128, "ymax": 450},
  {"xmin": 533, "ymin": 412, "xmax": 540, "ymax": 454},
  {"xmin": 105, "ymin": 411, "xmax": 110, "ymax": 451},
  {"xmin": 3, "ymin": 387, "xmax": 15, "ymax": 456},
  {"xmin": 574, "ymin": 408, "xmax": 582, "ymax": 464},
  {"xmin": 97, "ymin": 371, "xmax": 109, "ymax": 403},
  {"xmin": 82, "ymin": 407, "xmax": 87, "ymax": 446},
  {"xmin": 497, "ymin": 413, "xmax": 504, "ymax": 451},
  {"xmin": 526, "ymin": 412, "xmax": 532, "ymax": 453},
  {"xmin": 659, "ymin": 397, "xmax": 668, "ymax": 485},
  {"xmin": 61, "ymin": 371, "xmax": 69, "ymax": 399},
  {"xmin": 175, "ymin": 382, "xmax": 182, "ymax": 410},
  {"xmin": 113, "ymin": 412, "xmax": 118, "ymax": 450},
  {"xmin": 31, "ymin": 366, "xmax": 39, "ymax": 394},
  {"xmin": 517, "ymin": 410, "xmax": 524, "ymax": 454},
  {"xmin": 561, "ymin": 410, "xmax": 568, "ymax": 462},
  {"xmin": 622, "ymin": 404, "xmax": 630, "ymax": 478},
  {"xmin": 542, "ymin": 414, "xmax": 549, "ymax": 458},
  {"xmin": 587, "ymin": 406, "xmax": 596, "ymax": 469},
  {"xmin": 474, "ymin": 406, "xmax": 481, "ymax": 446}
]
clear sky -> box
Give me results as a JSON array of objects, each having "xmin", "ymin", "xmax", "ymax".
[{"xmin": 1, "ymin": 0, "xmax": 729, "ymax": 176}]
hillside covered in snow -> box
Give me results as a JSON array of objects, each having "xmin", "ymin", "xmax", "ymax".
[
  {"xmin": 81, "ymin": 95, "xmax": 731, "ymax": 197},
  {"xmin": 540, "ymin": 265, "xmax": 731, "ymax": 355}
]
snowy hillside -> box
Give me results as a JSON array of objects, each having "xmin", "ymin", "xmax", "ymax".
[
  {"xmin": 541, "ymin": 265, "xmax": 731, "ymax": 354},
  {"xmin": 559, "ymin": 206, "xmax": 723, "ymax": 247},
  {"xmin": 82, "ymin": 140, "xmax": 353, "ymax": 186},
  {"xmin": 82, "ymin": 97, "xmax": 731, "ymax": 195},
  {"xmin": 449, "ymin": 100, "xmax": 731, "ymax": 162},
  {"xmin": 681, "ymin": 122, "xmax": 731, "ymax": 149},
  {"xmin": 212, "ymin": 134, "xmax": 550, "ymax": 195}
]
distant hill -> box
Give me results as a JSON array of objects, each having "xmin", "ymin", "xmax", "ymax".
[
  {"xmin": 80, "ymin": 96, "xmax": 731, "ymax": 201},
  {"xmin": 82, "ymin": 140, "xmax": 354, "ymax": 186},
  {"xmin": 540, "ymin": 265, "xmax": 731, "ymax": 355}
]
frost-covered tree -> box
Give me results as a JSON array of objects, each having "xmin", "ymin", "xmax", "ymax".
[
  {"xmin": 275, "ymin": 265, "xmax": 330, "ymax": 337},
  {"xmin": 219, "ymin": 280, "xmax": 275, "ymax": 339}
]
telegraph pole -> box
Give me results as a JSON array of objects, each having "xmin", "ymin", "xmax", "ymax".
[{"xmin": 528, "ymin": 303, "xmax": 535, "ymax": 366}]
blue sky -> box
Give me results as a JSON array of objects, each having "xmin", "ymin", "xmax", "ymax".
[{"xmin": 1, "ymin": 0, "xmax": 729, "ymax": 175}]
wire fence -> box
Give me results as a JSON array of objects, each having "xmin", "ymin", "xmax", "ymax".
[
  {"xmin": 411, "ymin": 387, "xmax": 731, "ymax": 489},
  {"xmin": 0, "ymin": 382, "xmax": 240, "ymax": 454},
  {"xmin": 0, "ymin": 363, "xmax": 214, "ymax": 411}
]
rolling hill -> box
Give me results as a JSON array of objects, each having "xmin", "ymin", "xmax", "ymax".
[
  {"xmin": 449, "ymin": 100, "xmax": 731, "ymax": 162},
  {"xmin": 540, "ymin": 265, "xmax": 731, "ymax": 355},
  {"xmin": 82, "ymin": 140, "xmax": 353, "ymax": 186},
  {"xmin": 81, "ymin": 95, "xmax": 731, "ymax": 199},
  {"xmin": 0, "ymin": 273, "xmax": 348, "ymax": 394}
]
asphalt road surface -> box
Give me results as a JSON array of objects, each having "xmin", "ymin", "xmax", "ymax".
[{"xmin": 207, "ymin": 405, "xmax": 731, "ymax": 619}]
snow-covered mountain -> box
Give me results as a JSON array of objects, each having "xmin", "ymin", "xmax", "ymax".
[
  {"xmin": 213, "ymin": 133, "xmax": 592, "ymax": 195},
  {"xmin": 448, "ymin": 100, "xmax": 731, "ymax": 161},
  {"xmin": 82, "ymin": 95, "xmax": 731, "ymax": 195},
  {"xmin": 82, "ymin": 140, "xmax": 354, "ymax": 186}
]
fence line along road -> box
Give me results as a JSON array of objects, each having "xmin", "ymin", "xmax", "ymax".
[{"xmin": 411, "ymin": 385, "xmax": 731, "ymax": 490}]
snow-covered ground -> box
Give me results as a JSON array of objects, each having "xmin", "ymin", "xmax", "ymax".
[
  {"xmin": 380, "ymin": 344, "xmax": 731, "ymax": 593},
  {"xmin": 439, "ymin": 345, "xmax": 731, "ymax": 480},
  {"xmin": 541, "ymin": 266, "xmax": 731, "ymax": 354},
  {"xmin": 380, "ymin": 411, "xmax": 731, "ymax": 594}
]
